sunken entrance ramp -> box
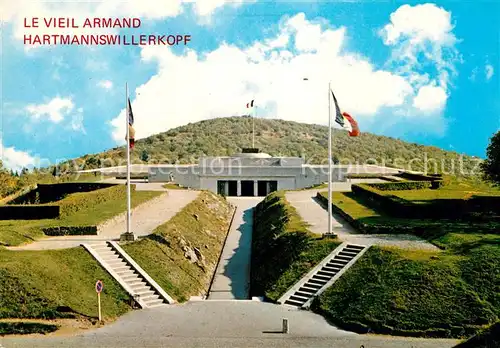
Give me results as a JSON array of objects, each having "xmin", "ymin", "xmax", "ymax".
[
  {"xmin": 278, "ymin": 243, "xmax": 369, "ymax": 308},
  {"xmin": 207, "ymin": 197, "xmax": 261, "ymax": 300}
]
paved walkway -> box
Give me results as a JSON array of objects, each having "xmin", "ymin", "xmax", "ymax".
[
  {"xmin": 208, "ymin": 197, "xmax": 262, "ymax": 300},
  {"xmin": 7, "ymin": 189, "xmax": 199, "ymax": 251},
  {"xmin": 0, "ymin": 301, "xmax": 459, "ymax": 348},
  {"xmin": 285, "ymin": 189, "xmax": 439, "ymax": 250}
]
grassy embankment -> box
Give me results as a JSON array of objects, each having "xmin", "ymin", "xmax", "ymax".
[
  {"xmin": 0, "ymin": 188, "xmax": 234, "ymax": 336},
  {"xmin": 0, "ymin": 248, "xmax": 131, "ymax": 322},
  {"xmin": 312, "ymin": 178, "xmax": 499, "ymax": 338},
  {"xmin": 0, "ymin": 184, "xmax": 165, "ymax": 334},
  {"xmin": 0, "ymin": 185, "xmax": 162, "ymax": 247},
  {"xmin": 453, "ymin": 321, "xmax": 500, "ymax": 348},
  {"xmin": 123, "ymin": 190, "xmax": 234, "ymax": 302},
  {"xmin": 250, "ymin": 191, "xmax": 340, "ymax": 301}
]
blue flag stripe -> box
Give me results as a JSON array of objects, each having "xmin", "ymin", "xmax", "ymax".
[{"xmin": 330, "ymin": 90, "xmax": 344, "ymax": 127}]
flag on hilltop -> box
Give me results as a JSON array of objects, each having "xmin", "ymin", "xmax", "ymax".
[
  {"xmin": 126, "ymin": 98, "xmax": 135, "ymax": 148},
  {"xmin": 330, "ymin": 89, "xmax": 360, "ymax": 137},
  {"xmin": 246, "ymin": 100, "xmax": 255, "ymax": 108}
]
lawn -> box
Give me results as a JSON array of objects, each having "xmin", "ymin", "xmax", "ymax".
[
  {"xmin": 0, "ymin": 185, "xmax": 163, "ymax": 247},
  {"xmin": 0, "ymin": 247, "xmax": 131, "ymax": 320},
  {"xmin": 313, "ymin": 243, "xmax": 499, "ymax": 338},
  {"xmin": 321, "ymin": 189, "xmax": 500, "ymax": 242},
  {"xmin": 123, "ymin": 190, "xmax": 234, "ymax": 302},
  {"xmin": 388, "ymin": 182, "xmax": 500, "ymax": 201},
  {"xmin": 311, "ymin": 178, "xmax": 500, "ymax": 338}
]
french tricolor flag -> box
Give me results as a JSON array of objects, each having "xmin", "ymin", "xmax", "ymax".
[{"xmin": 330, "ymin": 90, "xmax": 360, "ymax": 137}]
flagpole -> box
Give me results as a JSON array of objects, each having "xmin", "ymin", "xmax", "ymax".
[
  {"xmin": 252, "ymin": 105, "xmax": 256, "ymax": 148},
  {"xmin": 327, "ymin": 81, "xmax": 332, "ymax": 236},
  {"xmin": 126, "ymin": 83, "xmax": 131, "ymax": 235}
]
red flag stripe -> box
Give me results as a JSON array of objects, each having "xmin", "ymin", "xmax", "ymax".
[{"xmin": 342, "ymin": 112, "xmax": 360, "ymax": 137}]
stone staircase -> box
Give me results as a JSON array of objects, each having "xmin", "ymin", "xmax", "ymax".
[
  {"xmin": 82, "ymin": 241, "xmax": 174, "ymax": 308},
  {"xmin": 278, "ymin": 243, "xmax": 369, "ymax": 308}
]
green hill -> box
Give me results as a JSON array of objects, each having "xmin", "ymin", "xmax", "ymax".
[
  {"xmin": 75, "ymin": 116, "xmax": 480, "ymax": 174},
  {"xmin": 2, "ymin": 117, "xmax": 482, "ymax": 199}
]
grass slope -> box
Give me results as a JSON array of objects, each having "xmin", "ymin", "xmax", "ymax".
[
  {"xmin": 0, "ymin": 185, "xmax": 162, "ymax": 247},
  {"xmin": 453, "ymin": 321, "xmax": 500, "ymax": 348},
  {"xmin": 123, "ymin": 191, "xmax": 234, "ymax": 302},
  {"xmin": 312, "ymin": 245, "xmax": 499, "ymax": 338},
  {"xmin": 0, "ymin": 248, "xmax": 130, "ymax": 320},
  {"xmin": 251, "ymin": 191, "xmax": 340, "ymax": 301},
  {"xmin": 313, "ymin": 179, "xmax": 500, "ymax": 338}
]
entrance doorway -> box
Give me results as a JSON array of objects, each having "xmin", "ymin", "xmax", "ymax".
[
  {"xmin": 217, "ymin": 180, "xmax": 237, "ymax": 196},
  {"xmin": 240, "ymin": 180, "xmax": 255, "ymax": 196},
  {"xmin": 257, "ymin": 180, "xmax": 278, "ymax": 196}
]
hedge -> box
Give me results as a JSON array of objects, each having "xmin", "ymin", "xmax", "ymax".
[
  {"xmin": 345, "ymin": 173, "xmax": 396, "ymax": 179},
  {"xmin": 59, "ymin": 185, "xmax": 132, "ymax": 217},
  {"xmin": 315, "ymin": 192, "xmax": 433, "ymax": 235},
  {"xmin": 42, "ymin": 226, "xmax": 98, "ymax": 236},
  {"xmin": 0, "ymin": 205, "xmax": 60, "ymax": 220},
  {"xmin": 317, "ymin": 192, "xmax": 500, "ymax": 236},
  {"xmin": 397, "ymin": 172, "xmax": 443, "ymax": 182},
  {"xmin": 367, "ymin": 181, "xmax": 432, "ymax": 191},
  {"xmin": 0, "ymin": 322, "xmax": 59, "ymax": 335},
  {"xmin": 351, "ymin": 184, "xmax": 500, "ymax": 220},
  {"xmin": 9, "ymin": 183, "xmax": 117, "ymax": 205}
]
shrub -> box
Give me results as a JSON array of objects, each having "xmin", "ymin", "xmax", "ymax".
[
  {"xmin": 0, "ymin": 322, "xmax": 59, "ymax": 335},
  {"xmin": 367, "ymin": 181, "xmax": 432, "ymax": 191},
  {"xmin": 397, "ymin": 172, "xmax": 443, "ymax": 182},
  {"xmin": 42, "ymin": 226, "xmax": 98, "ymax": 236}
]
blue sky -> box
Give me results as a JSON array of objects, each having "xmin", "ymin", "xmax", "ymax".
[{"xmin": 1, "ymin": 0, "xmax": 498, "ymax": 169}]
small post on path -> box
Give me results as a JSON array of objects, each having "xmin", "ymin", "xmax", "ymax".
[
  {"xmin": 96, "ymin": 280, "xmax": 103, "ymax": 323},
  {"xmin": 282, "ymin": 318, "xmax": 289, "ymax": 334}
]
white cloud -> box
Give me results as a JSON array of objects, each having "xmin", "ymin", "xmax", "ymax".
[
  {"xmin": 190, "ymin": 0, "xmax": 252, "ymax": 17},
  {"xmin": 381, "ymin": 4, "xmax": 455, "ymax": 47},
  {"xmin": 110, "ymin": 9, "xmax": 457, "ymax": 144},
  {"xmin": 380, "ymin": 3, "xmax": 459, "ymax": 113},
  {"xmin": 98, "ymin": 80, "xmax": 113, "ymax": 90},
  {"xmin": 0, "ymin": 140, "xmax": 37, "ymax": 171},
  {"xmin": 413, "ymin": 85, "xmax": 447, "ymax": 112},
  {"xmin": 26, "ymin": 97, "xmax": 74, "ymax": 123},
  {"xmin": 485, "ymin": 64, "xmax": 494, "ymax": 80},
  {"xmin": 71, "ymin": 107, "xmax": 86, "ymax": 134}
]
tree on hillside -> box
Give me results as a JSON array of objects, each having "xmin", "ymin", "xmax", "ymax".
[
  {"xmin": 141, "ymin": 150, "xmax": 150, "ymax": 162},
  {"xmin": 482, "ymin": 131, "xmax": 500, "ymax": 185}
]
